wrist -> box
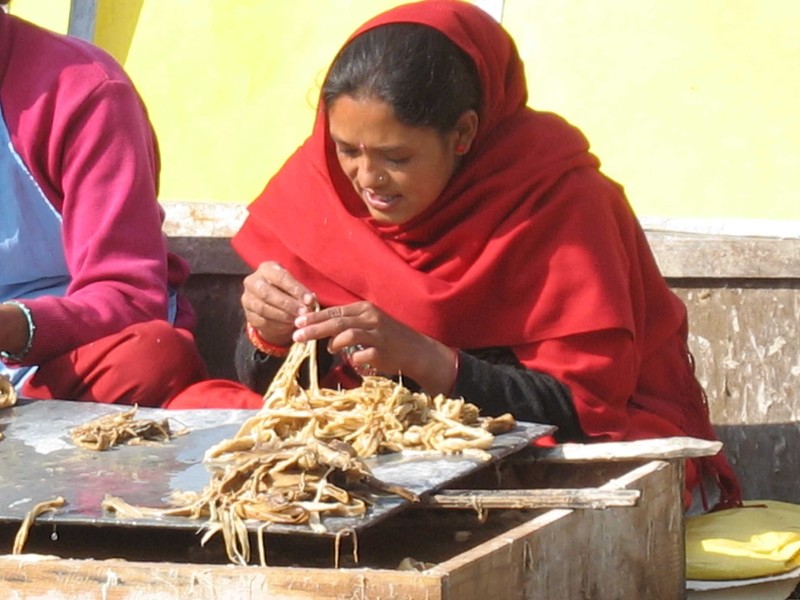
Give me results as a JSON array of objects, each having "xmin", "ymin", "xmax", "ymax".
[
  {"xmin": 245, "ymin": 322, "xmax": 290, "ymax": 358},
  {"xmin": 0, "ymin": 301, "xmax": 35, "ymax": 362},
  {"xmin": 415, "ymin": 340, "xmax": 459, "ymax": 397}
]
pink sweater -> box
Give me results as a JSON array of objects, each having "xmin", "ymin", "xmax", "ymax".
[{"xmin": 0, "ymin": 12, "xmax": 195, "ymax": 365}]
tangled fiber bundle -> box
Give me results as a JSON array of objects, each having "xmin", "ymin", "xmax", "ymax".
[{"xmin": 103, "ymin": 337, "xmax": 515, "ymax": 565}]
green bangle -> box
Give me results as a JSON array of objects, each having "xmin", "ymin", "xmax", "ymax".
[{"xmin": 1, "ymin": 300, "xmax": 35, "ymax": 362}]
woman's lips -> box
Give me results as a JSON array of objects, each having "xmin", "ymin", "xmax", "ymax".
[{"xmin": 364, "ymin": 189, "xmax": 399, "ymax": 211}]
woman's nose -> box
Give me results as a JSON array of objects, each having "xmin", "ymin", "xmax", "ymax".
[{"xmin": 356, "ymin": 162, "xmax": 385, "ymax": 188}]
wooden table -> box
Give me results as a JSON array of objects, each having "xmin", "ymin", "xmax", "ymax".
[{"xmin": 0, "ymin": 436, "xmax": 719, "ymax": 599}]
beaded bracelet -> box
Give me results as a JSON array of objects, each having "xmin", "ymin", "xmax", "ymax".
[
  {"xmin": 0, "ymin": 300, "xmax": 36, "ymax": 362},
  {"xmin": 245, "ymin": 322, "xmax": 290, "ymax": 358}
]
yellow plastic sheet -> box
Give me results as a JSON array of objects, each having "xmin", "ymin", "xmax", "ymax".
[{"xmin": 686, "ymin": 500, "xmax": 800, "ymax": 580}]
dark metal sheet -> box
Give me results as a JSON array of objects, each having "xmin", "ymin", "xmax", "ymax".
[{"xmin": 0, "ymin": 399, "xmax": 553, "ymax": 537}]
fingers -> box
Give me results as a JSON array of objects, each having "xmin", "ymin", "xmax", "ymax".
[
  {"xmin": 241, "ymin": 262, "xmax": 317, "ymax": 348},
  {"xmin": 242, "ymin": 262, "xmax": 315, "ymax": 325},
  {"xmin": 341, "ymin": 344, "xmax": 379, "ymax": 377},
  {"xmin": 292, "ymin": 302, "xmax": 370, "ymax": 345},
  {"xmin": 264, "ymin": 262, "xmax": 316, "ymax": 310}
]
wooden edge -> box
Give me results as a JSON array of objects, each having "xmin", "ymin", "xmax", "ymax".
[
  {"xmin": 0, "ymin": 462, "xmax": 682, "ymax": 599},
  {"xmin": 595, "ymin": 459, "xmax": 672, "ymax": 490},
  {"xmin": 435, "ymin": 460, "xmax": 670, "ymax": 575},
  {"xmin": 435, "ymin": 459, "xmax": 685, "ymax": 599},
  {"xmin": 522, "ymin": 436, "xmax": 722, "ymax": 463},
  {"xmin": 0, "ymin": 555, "xmax": 443, "ymax": 600},
  {"xmin": 420, "ymin": 488, "xmax": 640, "ymax": 510}
]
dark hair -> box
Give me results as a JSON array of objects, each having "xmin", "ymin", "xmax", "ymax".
[{"xmin": 322, "ymin": 23, "xmax": 481, "ymax": 133}]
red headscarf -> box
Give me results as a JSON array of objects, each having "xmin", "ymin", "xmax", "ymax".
[{"xmin": 233, "ymin": 0, "xmax": 741, "ymax": 509}]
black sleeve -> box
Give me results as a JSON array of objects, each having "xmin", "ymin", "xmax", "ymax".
[
  {"xmin": 234, "ymin": 329, "xmax": 285, "ymax": 393},
  {"xmin": 235, "ymin": 332, "xmax": 582, "ymax": 441},
  {"xmin": 452, "ymin": 350, "xmax": 584, "ymax": 442}
]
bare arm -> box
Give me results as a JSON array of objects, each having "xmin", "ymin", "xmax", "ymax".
[{"xmin": 0, "ymin": 303, "xmax": 29, "ymax": 359}]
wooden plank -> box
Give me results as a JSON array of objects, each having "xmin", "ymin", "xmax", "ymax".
[
  {"xmin": 437, "ymin": 460, "xmax": 685, "ymax": 600},
  {"xmin": 0, "ymin": 556, "xmax": 443, "ymax": 600},
  {"xmin": 421, "ymin": 488, "xmax": 640, "ymax": 510},
  {"xmin": 524, "ymin": 436, "xmax": 722, "ymax": 463},
  {"xmin": 0, "ymin": 459, "xmax": 683, "ymax": 599}
]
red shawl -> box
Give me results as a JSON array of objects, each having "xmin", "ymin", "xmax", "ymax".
[{"xmin": 232, "ymin": 0, "xmax": 741, "ymax": 509}]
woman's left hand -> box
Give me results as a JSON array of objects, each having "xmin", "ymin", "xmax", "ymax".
[{"xmin": 292, "ymin": 301, "xmax": 457, "ymax": 396}]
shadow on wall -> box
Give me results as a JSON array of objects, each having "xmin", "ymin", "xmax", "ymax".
[
  {"xmin": 715, "ymin": 423, "xmax": 800, "ymax": 505},
  {"xmin": 184, "ymin": 273, "xmax": 244, "ymax": 383},
  {"xmin": 94, "ymin": 0, "xmax": 145, "ymax": 65}
]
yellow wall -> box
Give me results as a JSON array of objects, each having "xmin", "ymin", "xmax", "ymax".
[
  {"xmin": 9, "ymin": 1, "xmax": 800, "ymax": 220},
  {"xmin": 8, "ymin": 0, "xmax": 69, "ymax": 31},
  {"xmin": 505, "ymin": 0, "xmax": 800, "ymax": 221}
]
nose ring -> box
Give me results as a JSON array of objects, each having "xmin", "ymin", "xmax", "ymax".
[{"xmin": 377, "ymin": 174, "xmax": 385, "ymax": 183}]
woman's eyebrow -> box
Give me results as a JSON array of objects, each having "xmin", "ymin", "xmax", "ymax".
[{"xmin": 332, "ymin": 137, "xmax": 407, "ymax": 153}]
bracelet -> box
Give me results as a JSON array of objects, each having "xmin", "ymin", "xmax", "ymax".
[
  {"xmin": 1, "ymin": 300, "xmax": 35, "ymax": 362},
  {"xmin": 245, "ymin": 322, "xmax": 290, "ymax": 358}
]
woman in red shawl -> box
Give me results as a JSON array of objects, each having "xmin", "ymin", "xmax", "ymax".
[{"xmin": 172, "ymin": 0, "xmax": 740, "ymax": 512}]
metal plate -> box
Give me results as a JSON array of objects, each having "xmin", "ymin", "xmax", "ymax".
[{"xmin": 0, "ymin": 400, "xmax": 553, "ymax": 537}]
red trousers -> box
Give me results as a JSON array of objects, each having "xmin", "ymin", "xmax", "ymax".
[
  {"xmin": 165, "ymin": 378, "xmax": 263, "ymax": 410},
  {"xmin": 164, "ymin": 363, "xmax": 363, "ymax": 410},
  {"xmin": 22, "ymin": 320, "xmax": 207, "ymax": 407}
]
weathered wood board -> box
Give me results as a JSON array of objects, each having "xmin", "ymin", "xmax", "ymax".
[{"xmin": 0, "ymin": 459, "xmax": 684, "ymax": 600}]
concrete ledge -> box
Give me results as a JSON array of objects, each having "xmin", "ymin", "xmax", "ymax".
[{"xmin": 164, "ymin": 202, "xmax": 800, "ymax": 279}]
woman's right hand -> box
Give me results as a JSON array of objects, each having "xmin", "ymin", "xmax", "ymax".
[{"xmin": 240, "ymin": 262, "xmax": 316, "ymax": 347}]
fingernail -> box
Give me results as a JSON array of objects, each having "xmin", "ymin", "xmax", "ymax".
[
  {"xmin": 294, "ymin": 315, "xmax": 307, "ymax": 327},
  {"xmin": 292, "ymin": 330, "xmax": 304, "ymax": 343}
]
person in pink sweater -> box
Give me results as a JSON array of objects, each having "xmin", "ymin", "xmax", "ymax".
[{"xmin": 0, "ymin": 5, "xmax": 207, "ymax": 405}]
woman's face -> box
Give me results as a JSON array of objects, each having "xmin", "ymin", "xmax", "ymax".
[{"xmin": 328, "ymin": 95, "xmax": 469, "ymax": 225}]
